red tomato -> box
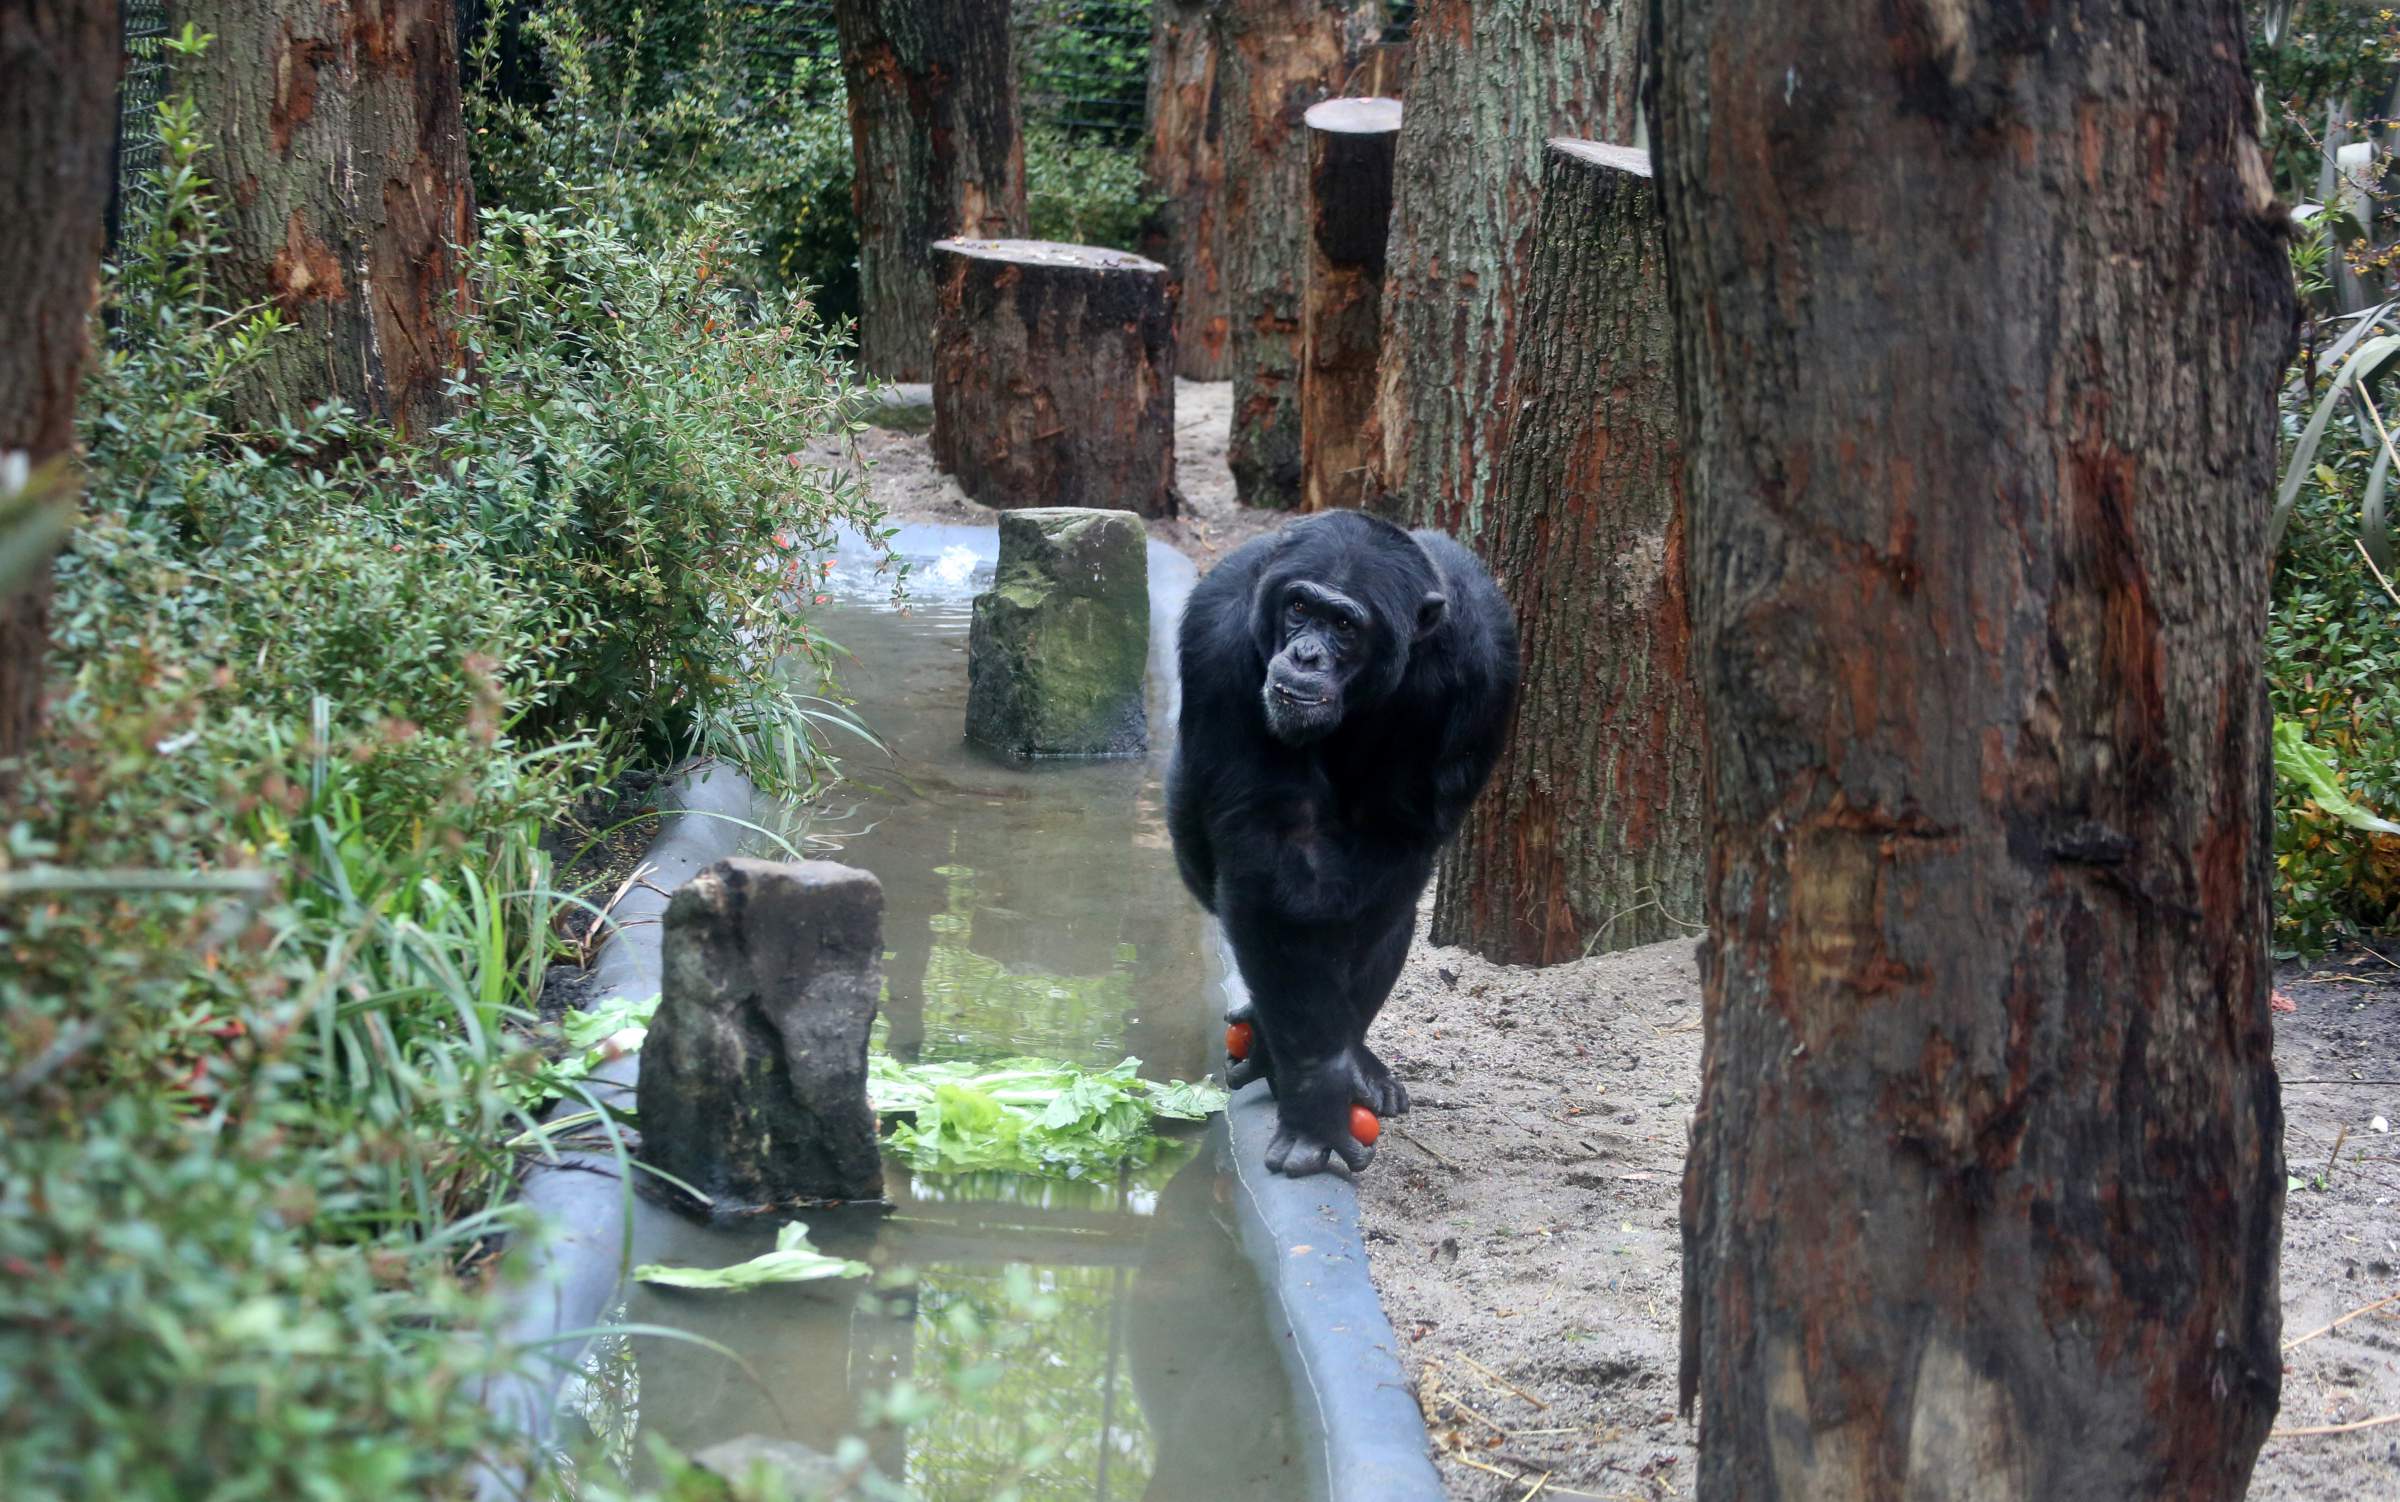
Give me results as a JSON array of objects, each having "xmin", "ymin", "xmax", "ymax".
[
  {"xmin": 1350, "ymin": 1104, "xmax": 1381, "ymax": 1147},
  {"xmin": 1225, "ymin": 1021, "xmax": 1254, "ymax": 1061}
]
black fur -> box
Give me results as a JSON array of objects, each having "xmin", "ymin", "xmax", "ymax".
[{"xmin": 1167, "ymin": 511, "xmax": 1518, "ymax": 1176}]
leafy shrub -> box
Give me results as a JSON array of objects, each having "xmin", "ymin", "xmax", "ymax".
[
  {"xmin": 1025, "ymin": 124, "xmax": 1159, "ymax": 250},
  {"xmin": 3, "ymin": 64, "xmax": 880, "ymax": 1497},
  {"xmin": 429, "ymin": 203, "xmax": 884, "ymax": 791}
]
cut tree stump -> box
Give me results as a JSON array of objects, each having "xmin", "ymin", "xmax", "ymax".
[
  {"xmin": 834, "ymin": 0, "xmax": 1027, "ymax": 382},
  {"xmin": 929, "ymin": 239, "xmax": 1179, "ymax": 518},
  {"xmin": 1300, "ymin": 96, "xmax": 1401, "ymax": 513},
  {"xmin": 1432, "ymin": 140, "xmax": 1699, "ymax": 965}
]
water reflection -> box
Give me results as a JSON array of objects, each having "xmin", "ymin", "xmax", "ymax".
[{"xmin": 603, "ymin": 527, "xmax": 1309, "ymax": 1501}]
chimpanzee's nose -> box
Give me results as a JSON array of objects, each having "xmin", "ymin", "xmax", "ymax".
[{"xmin": 1291, "ymin": 638, "xmax": 1327, "ymax": 670}]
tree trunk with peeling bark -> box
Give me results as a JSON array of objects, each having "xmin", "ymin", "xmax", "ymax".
[
  {"xmin": 1299, "ymin": 96, "xmax": 1399, "ymax": 513},
  {"xmin": 1144, "ymin": 0, "xmax": 1229, "ymax": 380},
  {"xmin": 1652, "ymin": 1, "xmax": 2294, "ymax": 1495},
  {"xmin": 1219, "ymin": 0, "xmax": 1382, "ymax": 509},
  {"xmin": 1370, "ymin": 0, "xmax": 1639, "ymax": 534},
  {"xmin": 1431, "ymin": 140, "xmax": 1698, "ymax": 965},
  {"xmin": 0, "ymin": 0, "xmax": 116, "ymax": 794},
  {"xmin": 182, "ymin": 0, "xmax": 473, "ymax": 440},
  {"xmin": 836, "ymin": 0, "xmax": 1027, "ymax": 382}
]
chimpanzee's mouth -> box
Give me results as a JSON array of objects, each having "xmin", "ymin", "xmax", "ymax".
[{"xmin": 1270, "ymin": 684, "xmax": 1326, "ymax": 707}]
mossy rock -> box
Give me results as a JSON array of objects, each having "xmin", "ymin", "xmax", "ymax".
[{"xmin": 964, "ymin": 508, "xmax": 1150, "ymax": 758}]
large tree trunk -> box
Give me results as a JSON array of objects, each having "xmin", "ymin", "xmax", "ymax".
[
  {"xmin": 835, "ymin": 0, "xmax": 1027, "ymax": 383},
  {"xmin": 1369, "ymin": 0, "xmax": 1640, "ymax": 534},
  {"xmin": 1218, "ymin": 0, "xmax": 1381, "ymax": 509},
  {"xmin": 1654, "ymin": 2, "xmax": 2294, "ymax": 1496},
  {"xmin": 1431, "ymin": 140, "xmax": 1698, "ymax": 966},
  {"xmin": 1299, "ymin": 96, "xmax": 1399, "ymax": 514},
  {"xmin": 181, "ymin": 0, "xmax": 473, "ymax": 440},
  {"xmin": 0, "ymin": 0, "xmax": 117, "ymax": 795},
  {"xmin": 1144, "ymin": 0, "xmax": 1229, "ymax": 381}
]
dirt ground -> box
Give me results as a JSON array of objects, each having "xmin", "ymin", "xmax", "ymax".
[
  {"xmin": 1358, "ymin": 925, "xmax": 2400, "ymax": 1501},
  {"xmin": 816, "ymin": 377, "xmax": 1281, "ymax": 568}
]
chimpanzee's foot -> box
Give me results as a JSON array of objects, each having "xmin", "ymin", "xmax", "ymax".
[
  {"xmin": 1227, "ymin": 1051, "xmax": 1274, "ymax": 1094},
  {"xmin": 1347, "ymin": 1043, "xmax": 1410, "ymax": 1117},
  {"xmin": 1263, "ymin": 1063, "xmax": 1376, "ymax": 1177},
  {"xmin": 1264, "ymin": 1116, "xmax": 1375, "ymax": 1177}
]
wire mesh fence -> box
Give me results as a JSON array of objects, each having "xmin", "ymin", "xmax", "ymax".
[{"xmin": 106, "ymin": 0, "xmax": 174, "ymax": 253}]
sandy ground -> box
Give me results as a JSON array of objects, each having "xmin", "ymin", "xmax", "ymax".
[
  {"xmin": 819, "ymin": 377, "xmax": 1281, "ymax": 569},
  {"xmin": 1357, "ymin": 925, "xmax": 2400, "ymax": 1501}
]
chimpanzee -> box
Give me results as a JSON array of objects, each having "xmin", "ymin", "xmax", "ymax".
[{"xmin": 1167, "ymin": 511, "xmax": 1517, "ymax": 1176}]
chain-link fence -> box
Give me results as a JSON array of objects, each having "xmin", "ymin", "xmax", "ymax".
[{"xmin": 106, "ymin": 0, "xmax": 174, "ymax": 253}]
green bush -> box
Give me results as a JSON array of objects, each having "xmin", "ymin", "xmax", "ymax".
[
  {"xmin": 1025, "ymin": 124, "xmax": 1159, "ymax": 250},
  {"xmin": 2, "ymin": 68, "xmax": 882, "ymax": 1497},
  {"xmin": 430, "ymin": 202, "xmax": 884, "ymax": 791}
]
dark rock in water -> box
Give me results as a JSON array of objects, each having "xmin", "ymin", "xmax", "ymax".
[
  {"xmin": 964, "ymin": 507, "xmax": 1150, "ymax": 758},
  {"xmin": 638, "ymin": 858, "xmax": 885, "ymax": 1212},
  {"xmin": 692, "ymin": 1434, "xmax": 896, "ymax": 1499}
]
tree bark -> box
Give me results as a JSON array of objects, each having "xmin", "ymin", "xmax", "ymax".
[
  {"xmin": 1299, "ymin": 96, "xmax": 1399, "ymax": 514},
  {"xmin": 929, "ymin": 240, "xmax": 1178, "ymax": 519},
  {"xmin": 181, "ymin": 0, "xmax": 473, "ymax": 440},
  {"xmin": 0, "ymin": 0, "xmax": 117, "ymax": 793},
  {"xmin": 1653, "ymin": 2, "xmax": 2294, "ymax": 1496},
  {"xmin": 835, "ymin": 0, "xmax": 1028, "ymax": 383},
  {"xmin": 1430, "ymin": 140, "xmax": 1698, "ymax": 966},
  {"xmin": 1144, "ymin": 0, "xmax": 1229, "ymax": 381},
  {"xmin": 1219, "ymin": 0, "xmax": 1382, "ymax": 509},
  {"xmin": 1370, "ymin": 0, "xmax": 1640, "ymax": 535}
]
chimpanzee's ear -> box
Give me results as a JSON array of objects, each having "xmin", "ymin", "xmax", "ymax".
[{"xmin": 1415, "ymin": 591, "xmax": 1447, "ymax": 640}]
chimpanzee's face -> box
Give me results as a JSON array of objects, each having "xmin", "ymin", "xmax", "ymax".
[{"xmin": 1261, "ymin": 579, "xmax": 1372, "ymax": 745}]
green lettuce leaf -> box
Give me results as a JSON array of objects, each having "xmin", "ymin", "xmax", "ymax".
[{"xmin": 633, "ymin": 1221, "xmax": 870, "ymax": 1291}]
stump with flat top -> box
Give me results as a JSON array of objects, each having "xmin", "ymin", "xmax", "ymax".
[
  {"xmin": 638, "ymin": 858, "xmax": 886, "ymax": 1214},
  {"xmin": 929, "ymin": 239, "xmax": 1179, "ymax": 518},
  {"xmin": 1301, "ymin": 96, "xmax": 1401, "ymax": 512}
]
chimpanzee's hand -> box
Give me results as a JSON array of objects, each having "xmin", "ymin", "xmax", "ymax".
[
  {"xmin": 1263, "ymin": 1059, "xmax": 1377, "ymax": 1177},
  {"xmin": 1225, "ymin": 994, "xmax": 1276, "ymax": 1094}
]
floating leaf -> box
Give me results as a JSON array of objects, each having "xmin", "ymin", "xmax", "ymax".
[{"xmin": 634, "ymin": 1221, "xmax": 870, "ymax": 1291}]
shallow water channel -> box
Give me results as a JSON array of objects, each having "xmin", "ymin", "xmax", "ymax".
[{"xmin": 582, "ymin": 525, "xmax": 1314, "ymax": 1502}]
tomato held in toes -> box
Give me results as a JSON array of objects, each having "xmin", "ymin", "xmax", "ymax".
[
  {"xmin": 1350, "ymin": 1104, "xmax": 1381, "ymax": 1147},
  {"xmin": 1225, "ymin": 1021, "xmax": 1254, "ymax": 1061}
]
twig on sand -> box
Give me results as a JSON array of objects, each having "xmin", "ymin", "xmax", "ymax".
[
  {"xmin": 2285, "ymin": 1289, "xmax": 2400, "ymax": 1352},
  {"xmin": 1517, "ymin": 1471, "xmax": 1555, "ymax": 1501},
  {"xmin": 2274, "ymin": 1410, "xmax": 2400, "ymax": 1438},
  {"xmin": 1395, "ymin": 1123, "xmax": 1459, "ymax": 1171},
  {"xmin": 2326, "ymin": 1123, "xmax": 2352, "ymax": 1187},
  {"xmin": 1459, "ymin": 1352, "xmax": 1550, "ymax": 1410}
]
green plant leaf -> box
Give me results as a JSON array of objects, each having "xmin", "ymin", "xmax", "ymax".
[
  {"xmin": 2276, "ymin": 717, "xmax": 2400, "ymax": 835},
  {"xmin": 634, "ymin": 1220, "xmax": 871, "ymax": 1290}
]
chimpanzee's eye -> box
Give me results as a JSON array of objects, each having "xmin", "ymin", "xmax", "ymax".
[{"xmin": 1285, "ymin": 599, "xmax": 1307, "ymax": 627}]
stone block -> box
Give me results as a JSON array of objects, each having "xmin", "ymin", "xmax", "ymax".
[{"xmin": 964, "ymin": 507, "xmax": 1150, "ymax": 757}]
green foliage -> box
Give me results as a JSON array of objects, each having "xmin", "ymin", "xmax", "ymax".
[
  {"xmin": 2270, "ymin": 334, "xmax": 2400, "ymax": 952},
  {"xmin": 2, "ymin": 64, "xmax": 883, "ymax": 1498},
  {"xmin": 1024, "ymin": 124, "xmax": 1159, "ymax": 249},
  {"xmin": 466, "ymin": 0, "xmax": 862, "ymax": 329},
  {"xmin": 431, "ymin": 203, "xmax": 886, "ymax": 790}
]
